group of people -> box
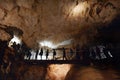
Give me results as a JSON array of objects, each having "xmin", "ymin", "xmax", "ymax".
[
  {"xmin": 10, "ymin": 42, "xmax": 114, "ymax": 63},
  {"xmin": 10, "ymin": 42, "xmax": 69, "ymax": 60},
  {"xmin": 25, "ymin": 48, "xmax": 68, "ymax": 60},
  {"xmin": 0, "ymin": 40, "xmax": 117, "ymax": 80},
  {"xmin": 89, "ymin": 44, "xmax": 113, "ymax": 60}
]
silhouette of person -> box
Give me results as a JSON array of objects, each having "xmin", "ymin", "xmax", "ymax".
[
  {"xmin": 39, "ymin": 48, "xmax": 43, "ymax": 60},
  {"xmin": 63, "ymin": 47, "xmax": 67, "ymax": 60},
  {"xmin": 24, "ymin": 47, "xmax": 31, "ymax": 60},
  {"xmin": 46, "ymin": 49, "xmax": 49, "ymax": 60},
  {"xmin": 97, "ymin": 45, "xmax": 107, "ymax": 59},
  {"xmin": 15, "ymin": 44, "xmax": 22, "ymax": 60},
  {"xmin": 11, "ymin": 42, "xmax": 16, "ymax": 49},
  {"xmin": 16, "ymin": 44, "xmax": 21, "ymax": 53},
  {"xmin": 35, "ymin": 49, "xmax": 39, "ymax": 60},
  {"xmin": 82, "ymin": 46, "xmax": 90, "ymax": 65},
  {"xmin": 11, "ymin": 42, "xmax": 21, "ymax": 59},
  {"xmin": 89, "ymin": 47, "xmax": 95, "ymax": 59},
  {"xmin": 96, "ymin": 46, "xmax": 101, "ymax": 59},
  {"xmin": 53, "ymin": 49, "xmax": 56, "ymax": 60},
  {"xmin": 69, "ymin": 48, "xmax": 74, "ymax": 60},
  {"xmin": 27, "ymin": 49, "xmax": 31, "ymax": 60},
  {"xmin": 104, "ymin": 44, "xmax": 113, "ymax": 58},
  {"xmin": 75, "ymin": 44, "xmax": 81, "ymax": 60}
]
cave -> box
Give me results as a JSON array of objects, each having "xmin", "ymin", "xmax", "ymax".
[{"xmin": 0, "ymin": 0, "xmax": 120, "ymax": 80}]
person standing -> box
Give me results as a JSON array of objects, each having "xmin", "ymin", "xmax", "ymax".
[
  {"xmin": 75, "ymin": 44, "xmax": 81, "ymax": 60},
  {"xmin": 53, "ymin": 49, "xmax": 56, "ymax": 60},
  {"xmin": 98, "ymin": 45, "xmax": 107, "ymax": 59},
  {"xmin": 46, "ymin": 49, "xmax": 49, "ymax": 60},
  {"xmin": 63, "ymin": 47, "xmax": 67, "ymax": 60},
  {"xmin": 35, "ymin": 49, "xmax": 39, "ymax": 60},
  {"xmin": 69, "ymin": 48, "xmax": 74, "ymax": 60},
  {"xmin": 26, "ymin": 48, "xmax": 31, "ymax": 60},
  {"xmin": 39, "ymin": 48, "xmax": 43, "ymax": 60},
  {"xmin": 104, "ymin": 44, "xmax": 113, "ymax": 58},
  {"xmin": 82, "ymin": 46, "xmax": 90, "ymax": 65},
  {"xmin": 96, "ymin": 46, "xmax": 101, "ymax": 59}
]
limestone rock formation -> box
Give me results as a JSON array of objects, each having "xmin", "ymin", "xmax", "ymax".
[
  {"xmin": 0, "ymin": 0, "xmax": 119, "ymax": 48},
  {"xmin": 65, "ymin": 66, "xmax": 120, "ymax": 80}
]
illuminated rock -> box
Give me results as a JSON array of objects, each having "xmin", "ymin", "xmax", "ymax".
[{"xmin": 0, "ymin": 0, "xmax": 119, "ymax": 48}]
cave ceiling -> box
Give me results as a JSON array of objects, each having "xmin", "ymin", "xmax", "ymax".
[{"xmin": 0, "ymin": 0, "xmax": 120, "ymax": 48}]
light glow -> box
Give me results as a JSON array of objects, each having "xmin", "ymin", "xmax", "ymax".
[
  {"xmin": 40, "ymin": 41, "xmax": 58, "ymax": 48},
  {"xmin": 71, "ymin": 2, "xmax": 88, "ymax": 17},
  {"xmin": 11, "ymin": 35, "xmax": 21, "ymax": 44},
  {"xmin": 59, "ymin": 39, "xmax": 73, "ymax": 46},
  {"xmin": 8, "ymin": 35, "xmax": 22, "ymax": 47},
  {"xmin": 39, "ymin": 39, "xmax": 73, "ymax": 49}
]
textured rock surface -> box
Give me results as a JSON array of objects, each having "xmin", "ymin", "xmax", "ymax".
[
  {"xmin": 20, "ymin": 65, "xmax": 47, "ymax": 80},
  {"xmin": 0, "ymin": 0, "xmax": 120, "ymax": 48},
  {"xmin": 0, "ymin": 1, "xmax": 120, "ymax": 80},
  {"xmin": 65, "ymin": 66, "xmax": 120, "ymax": 80},
  {"xmin": 46, "ymin": 64, "xmax": 71, "ymax": 80},
  {"xmin": 0, "ymin": 45, "xmax": 47, "ymax": 80}
]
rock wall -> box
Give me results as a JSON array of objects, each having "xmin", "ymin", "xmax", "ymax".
[
  {"xmin": 0, "ymin": 0, "xmax": 120, "ymax": 48},
  {"xmin": 65, "ymin": 65, "xmax": 120, "ymax": 80}
]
